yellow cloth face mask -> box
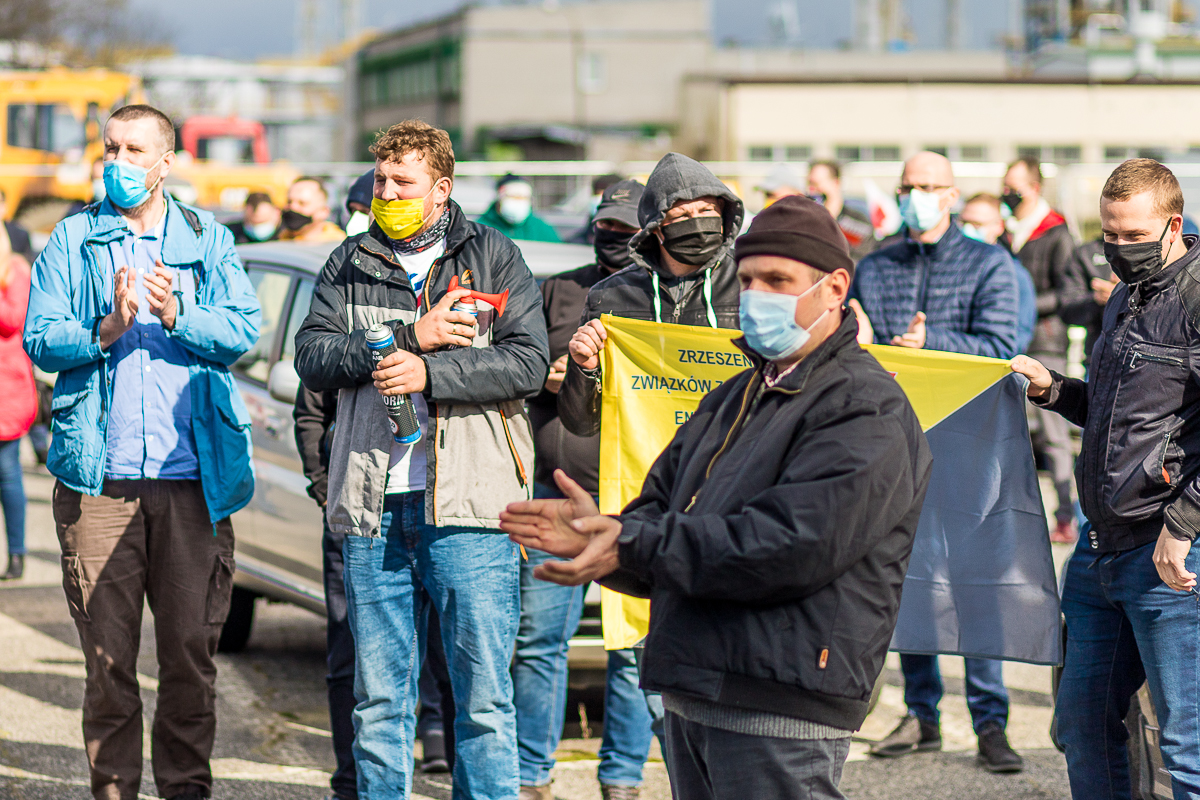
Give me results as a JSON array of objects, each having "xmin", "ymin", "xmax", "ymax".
[{"xmin": 372, "ymin": 190, "xmax": 433, "ymax": 240}]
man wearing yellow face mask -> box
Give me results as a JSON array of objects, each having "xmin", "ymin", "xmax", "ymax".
[{"xmin": 294, "ymin": 119, "xmax": 549, "ymax": 799}]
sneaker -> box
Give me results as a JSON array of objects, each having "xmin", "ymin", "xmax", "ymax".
[
  {"xmin": 868, "ymin": 713, "xmax": 941, "ymax": 757},
  {"xmin": 1050, "ymin": 520, "xmax": 1078, "ymax": 544},
  {"xmin": 1, "ymin": 554, "xmax": 24, "ymax": 581},
  {"xmin": 601, "ymin": 786, "xmax": 641, "ymax": 800},
  {"xmin": 419, "ymin": 730, "xmax": 449, "ymax": 773},
  {"xmin": 519, "ymin": 785, "xmax": 553, "ymax": 800},
  {"xmin": 977, "ymin": 720, "xmax": 1024, "ymax": 773}
]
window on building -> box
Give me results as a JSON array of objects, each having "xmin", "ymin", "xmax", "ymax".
[
  {"xmin": 748, "ymin": 146, "xmax": 773, "ymax": 161},
  {"xmin": 871, "ymin": 145, "xmax": 901, "ymax": 161},
  {"xmin": 1016, "ymin": 145, "xmax": 1042, "ymax": 161},
  {"xmin": 960, "ymin": 144, "xmax": 988, "ymax": 161},
  {"xmin": 835, "ymin": 145, "xmax": 861, "ymax": 161},
  {"xmin": 1137, "ymin": 147, "xmax": 1167, "ymax": 161},
  {"xmin": 1051, "ymin": 145, "xmax": 1082, "ymax": 164},
  {"xmin": 925, "ymin": 144, "xmax": 949, "ymax": 157},
  {"xmin": 578, "ymin": 52, "xmax": 606, "ymax": 94},
  {"xmin": 784, "ymin": 145, "xmax": 811, "ymax": 162},
  {"xmin": 1104, "ymin": 146, "xmax": 1129, "ymax": 161}
]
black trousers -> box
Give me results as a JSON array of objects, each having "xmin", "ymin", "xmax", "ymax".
[{"xmin": 664, "ymin": 711, "xmax": 850, "ymax": 800}]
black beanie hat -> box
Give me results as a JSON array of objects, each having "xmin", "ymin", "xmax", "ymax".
[{"xmin": 734, "ymin": 195, "xmax": 855, "ymax": 277}]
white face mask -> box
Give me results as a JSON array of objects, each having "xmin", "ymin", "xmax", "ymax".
[
  {"xmin": 900, "ymin": 189, "xmax": 946, "ymax": 232},
  {"xmin": 498, "ymin": 196, "xmax": 532, "ymax": 226},
  {"xmin": 345, "ymin": 210, "xmax": 370, "ymax": 237}
]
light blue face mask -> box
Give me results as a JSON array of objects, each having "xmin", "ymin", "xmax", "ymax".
[
  {"xmin": 103, "ymin": 154, "xmax": 166, "ymax": 210},
  {"xmin": 899, "ymin": 188, "xmax": 946, "ymax": 232},
  {"xmin": 739, "ymin": 276, "xmax": 829, "ymax": 361},
  {"xmin": 960, "ymin": 222, "xmax": 987, "ymax": 243},
  {"xmin": 245, "ymin": 221, "xmax": 278, "ymax": 242}
]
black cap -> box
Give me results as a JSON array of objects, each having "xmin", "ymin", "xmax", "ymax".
[
  {"xmin": 593, "ymin": 179, "xmax": 644, "ymax": 228},
  {"xmin": 734, "ymin": 195, "xmax": 854, "ymax": 277},
  {"xmin": 496, "ymin": 172, "xmax": 528, "ymax": 191},
  {"xmin": 346, "ymin": 168, "xmax": 374, "ymax": 213}
]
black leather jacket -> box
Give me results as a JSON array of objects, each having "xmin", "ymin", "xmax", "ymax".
[{"xmin": 1035, "ymin": 235, "xmax": 1200, "ymax": 551}]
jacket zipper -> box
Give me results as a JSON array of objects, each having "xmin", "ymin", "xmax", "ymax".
[
  {"xmin": 1130, "ymin": 351, "xmax": 1184, "ymax": 368},
  {"xmin": 685, "ymin": 374, "xmax": 761, "ymax": 511},
  {"xmin": 1158, "ymin": 432, "xmax": 1173, "ymax": 485}
]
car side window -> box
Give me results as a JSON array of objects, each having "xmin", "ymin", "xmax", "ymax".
[
  {"xmin": 233, "ymin": 265, "xmax": 293, "ymax": 383},
  {"xmin": 281, "ymin": 277, "xmax": 316, "ymax": 362}
]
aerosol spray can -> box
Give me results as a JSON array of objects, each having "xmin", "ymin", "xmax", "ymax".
[
  {"xmin": 365, "ymin": 324, "xmax": 422, "ymax": 445},
  {"xmin": 447, "ymin": 298, "xmax": 479, "ymax": 350}
]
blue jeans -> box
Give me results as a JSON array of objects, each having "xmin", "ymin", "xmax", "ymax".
[
  {"xmin": 900, "ymin": 654, "xmax": 1009, "ymax": 733},
  {"xmin": 1056, "ymin": 534, "xmax": 1200, "ymax": 799},
  {"xmin": 512, "ymin": 548, "xmax": 659, "ymax": 788},
  {"xmin": 343, "ymin": 491, "xmax": 520, "ymax": 800},
  {"xmin": 0, "ymin": 438, "xmax": 25, "ymax": 555}
]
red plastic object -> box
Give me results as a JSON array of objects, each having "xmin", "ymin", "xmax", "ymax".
[{"xmin": 448, "ymin": 275, "xmax": 508, "ymax": 317}]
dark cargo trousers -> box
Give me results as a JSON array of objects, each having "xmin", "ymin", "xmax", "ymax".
[{"xmin": 53, "ymin": 479, "xmax": 235, "ymax": 800}]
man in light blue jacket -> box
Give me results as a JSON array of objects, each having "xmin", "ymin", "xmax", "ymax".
[{"xmin": 22, "ymin": 104, "xmax": 260, "ymax": 800}]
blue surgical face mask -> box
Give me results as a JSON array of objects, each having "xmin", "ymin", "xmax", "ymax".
[
  {"xmin": 960, "ymin": 222, "xmax": 987, "ymax": 242},
  {"xmin": 899, "ymin": 188, "xmax": 946, "ymax": 232},
  {"xmin": 103, "ymin": 153, "xmax": 167, "ymax": 210},
  {"xmin": 739, "ymin": 275, "xmax": 829, "ymax": 361}
]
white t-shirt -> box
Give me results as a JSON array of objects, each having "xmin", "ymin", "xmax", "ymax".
[{"xmin": 385, "ymin": 241, "xmax": 444, "ymax": 495}]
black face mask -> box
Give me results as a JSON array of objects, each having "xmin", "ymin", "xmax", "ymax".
[
  {"xmin": 1104, "ymin": 220, "xmax": 1173, "ymax": 286},
  {"xmin": 1000, "ymin": 190, "xmax": 1023, "ymax": 214},
  {"xmin": 281, "ymin": 209, "xmax": 313, "ymax": 231},
  {"xmin": 659, "ymin": 216, "xmax": 724, "ymax": 267},
  {"xmin": 593, "ymin": 226, "xmax": 635, "ymax": 273}
]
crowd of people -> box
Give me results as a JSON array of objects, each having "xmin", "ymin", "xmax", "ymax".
[{"xmin": 2, "ymin": 100, "xmax": 1198, "ymax": 800}]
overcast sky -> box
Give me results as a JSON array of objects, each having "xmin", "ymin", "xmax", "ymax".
[{"xmin": 129, "ymin": 0, "xmax": 1020, "ymax": 60}]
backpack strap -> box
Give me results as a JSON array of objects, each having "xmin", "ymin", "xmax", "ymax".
[{"xmin": 177, "ymin": 203, "xmax": 204, "ymax": 237}]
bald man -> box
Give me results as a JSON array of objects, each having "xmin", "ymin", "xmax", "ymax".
[{"xmin": 850, "ymin": 152, "xmax": 1024, "ymax": 773}]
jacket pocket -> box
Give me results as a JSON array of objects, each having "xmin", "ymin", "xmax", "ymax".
[
  {"xmin": 61, "ymin": 554, "xmax": 91, "ymax": 623},
  {"xmin": 205, "ymin": 553, "xmax": 236, "ymax": 625},
  {"xmin": 1144, "ymin": 430, "xmax": 1183, "ymax": 486}
]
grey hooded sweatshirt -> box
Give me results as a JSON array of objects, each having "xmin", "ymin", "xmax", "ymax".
[{"xmin": 558, "ymin": 153, "xmax": 745, "ymax": 437}]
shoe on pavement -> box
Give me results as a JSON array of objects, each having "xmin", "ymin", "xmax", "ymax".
[
  {"xmin": 868, "ymin": 713, "xmax": 942, "ymax": 757},
  {"xmin": 519, "ymin": 785, "xmax": 554, "ymax": 800},
  {"xmin": 1050, "ymin": 520, "xmax": 1078, "ymax": 544},
  {"xmin": 977, "ymin": 721, "xmax": 1024, "ymax": 773},
  {"xmin": 601, "ymin": 785, "xmax": 641, "ymax": 800},
  {"xmin": 420, "ymin": 730, "xmax": 449, "ymax": 773},
  {"xmin": 1, "ymin": 554, "xmax": 23, "ymax": 581}
]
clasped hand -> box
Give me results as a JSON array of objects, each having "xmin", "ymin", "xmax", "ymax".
[
  {"xmin": 499, "ymin": 469, "xmax": 622, "ymax": 586},
  {"xmin": 100, "ymin": 261, "xmax": 178, "ymax": 349}
]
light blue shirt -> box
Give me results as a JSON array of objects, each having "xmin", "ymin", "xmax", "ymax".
[{"xmin": 103, "ymin": 202, "xmax": 200, "ymax": 479}]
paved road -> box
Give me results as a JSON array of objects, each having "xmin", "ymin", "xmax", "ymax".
[{"xmin": 0, "ymin": 461, "xmax": 1073, "ymax": 799}]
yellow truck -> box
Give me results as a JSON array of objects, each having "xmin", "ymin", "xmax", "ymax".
[{"xmin": 0, "ymin": 67, "xmax": 297, "ymax": 231}]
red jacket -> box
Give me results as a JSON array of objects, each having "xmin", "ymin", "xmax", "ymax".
[{"xmin": 0, "ymin": 258, "xmax": 35, "ymax": 441}]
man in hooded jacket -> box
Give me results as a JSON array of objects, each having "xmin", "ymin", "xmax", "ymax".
[{"xmin": 558, "ymin": 153, "xmax": 744, "ymax": 437}]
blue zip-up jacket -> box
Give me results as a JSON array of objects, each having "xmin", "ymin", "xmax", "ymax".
[
  {"xmin": 23, "ymin": 197, "xmax": 261, "ymax": 523},
  {"xmin": 850, "ymin": 223, "xmax": 1020, "ymax": 359}
]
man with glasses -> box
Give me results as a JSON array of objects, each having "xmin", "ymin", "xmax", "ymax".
[{"xmin": 849, "ymin": 151, "xmax": 1023, "ymax": 774}]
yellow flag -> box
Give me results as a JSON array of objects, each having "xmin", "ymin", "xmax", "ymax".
[{"xmin": 597, "ymin": 315, "xmax": 1013, "ymax": 649}]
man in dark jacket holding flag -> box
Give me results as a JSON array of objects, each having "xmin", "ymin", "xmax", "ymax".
[
  {"xmin": 1013, "ymin": 158, "xmax": 1200, "ymax": 799},
  {"xmin": 502, "ymin": 196, "xmax": 932, "ymax": 800}
]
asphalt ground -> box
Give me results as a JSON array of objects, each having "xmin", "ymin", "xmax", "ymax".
[{"xmin": 0, "ymin": 454, "xmax": 1075, "ymax": 799}]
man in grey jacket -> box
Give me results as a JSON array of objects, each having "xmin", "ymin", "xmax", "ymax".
[{"xmin": 294, "ymin": 120, "xmax": 549, "ymax": 799}]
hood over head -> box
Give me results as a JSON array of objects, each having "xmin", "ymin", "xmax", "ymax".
[{"xmin": 628, "ymin": 153, "xmax": 744, "ymax": 278}]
